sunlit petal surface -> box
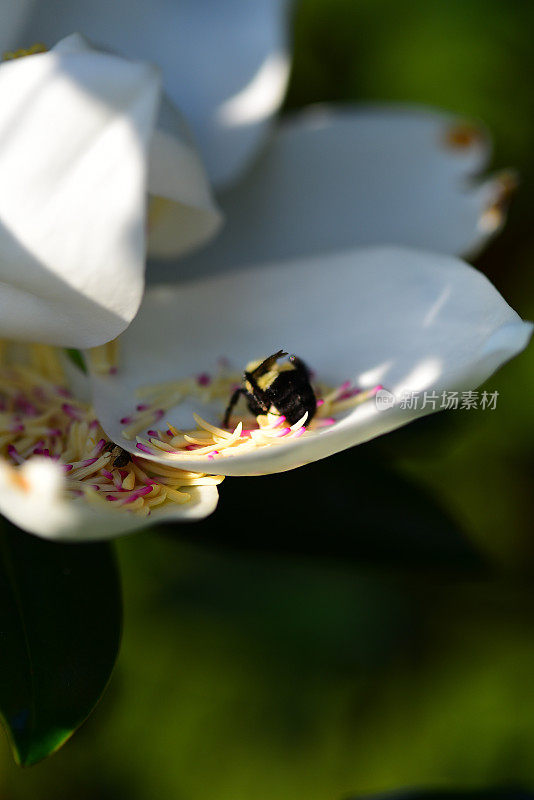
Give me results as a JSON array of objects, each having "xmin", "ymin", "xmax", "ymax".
[
  {"xmin": 0, "ymin": 39, "xmax": 159, "ymax": 347},
  {"xmin": 52, "ymin": 34, "xmax": 222, "ymax": 259}
]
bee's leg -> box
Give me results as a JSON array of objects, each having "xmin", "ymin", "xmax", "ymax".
[{"xmin": 223, "ymin": 387, "xmax": 246, "ymax": 428}]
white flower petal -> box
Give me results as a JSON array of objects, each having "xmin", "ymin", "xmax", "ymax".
[
  {"xmin": 90, "ymin": 246, "xmax": 532, "ymax": 476},
  {"xmin": 0, "ymin": 38, "xmax": 160, "ymax": 347},
  {"xmin": 166, "ymin": 105, "xmax": 514, "ymax": 281},
  {"xmin": 146, "ymin": 96, "xmax": 222, "ymax": 258},
  {"xmin": 0, "ymin": 457, "xmax": 218, "ymax": 541},
  {"xmin": 52, "ymin": 33, "xmax": 223, "ymax": 262},
  {"xmin": 14, "ymin": 0, "xmax": 291, "ymax": 187}
]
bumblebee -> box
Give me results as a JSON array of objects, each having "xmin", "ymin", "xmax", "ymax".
[
  {"xmin": 103, "ymin": 441, "xmax": 132, "ymax": 468},
  {"xmin": 223, "ymin": 350, "xmax": 317, "ymax": 428}
]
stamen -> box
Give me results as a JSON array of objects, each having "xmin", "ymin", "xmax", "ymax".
[
  {"xmin": 119, "ymin": 360, "xmax": 384, "ymax": 462},
  {"xmin": 3, "ymin": 43, "xmax": 47, "ymax": 61},
  {"xmin": 87, "ymin": 340, "xmax": 120, "ymax": 376},
  {"xmin": 0, "ymin": 342, "xmax": 222, "ymax": 515}
]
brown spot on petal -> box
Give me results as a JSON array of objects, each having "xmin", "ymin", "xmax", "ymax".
[
  {"xmin": 7, "ymin": 468, "xmax": 30, "ymax": 492},
  {"xmin": 480, "ymin": 170, "xmax": 519, "ymax": 233},
  {"xmin": 444, "ymin": 121, "xmax": 485, "ymax": 150}
]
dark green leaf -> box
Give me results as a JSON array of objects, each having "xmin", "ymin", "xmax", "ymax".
[{"xmin": 0, "ymin": 524, "xmax": 122, "ymax": 765}]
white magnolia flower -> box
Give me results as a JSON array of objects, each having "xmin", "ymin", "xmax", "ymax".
[
  {"xmin": 0, "ymin": 6, "xmax": 530, "ymax": 538},
  {"xmin": 0, "ymin": 33, "xmax": 220, "ymax": 349}
]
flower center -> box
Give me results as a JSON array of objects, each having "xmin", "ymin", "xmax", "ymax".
[
  {"xmin": 0, "ymin": 343, "xmax": 223, "ymax": 515},
  {"xmin": 112, "ymin": 355, "xmax": 382, "ymax": 462}
]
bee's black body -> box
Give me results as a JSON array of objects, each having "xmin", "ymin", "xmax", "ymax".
[
  {"xmin": 223, "ymin": 350, "xmax": 317, "ymax": 428},
  {"xmin": 103, "ymin": 441, "xmax": 132, "ymax": 468}
]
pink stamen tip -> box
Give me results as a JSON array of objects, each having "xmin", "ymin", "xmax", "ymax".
[
  {"xmin": 185, "ymin": 445, "xmax": 198, "ymax": 451},
  {"xmin": 62, "ymin": 464, "xmax": 73, "ymax": 472},
  {"xmin": 136, "ymin": 404, "xmax": 149, "ymax": 412},
  {"xmin": 317, "ymin": 399, "xmax": 325, "ymax": 407},
  {"xmin": 109, "ymin": 367, "xmax": 118, "ymax": 375},
  {"xmin": 106, "ymin": 495, "xmax": 117, "ymax": 501},
  {"xmin": 154, "ymin": 409, "xmax": 165, "ymax": 420},
  {"xmin": 89, "ymin": 420, "xmax": 99, "ymax": 429},
  {"xmin": 56, "ymin": 386, "xmax": 72, "ymax": 398},
  {"xmin": 122, "ymin": 485, "xmax": 153, "ymax": 504},
  {"xmin": 294, "ymin": 427, "xmax": 306, "ymax": 437},
  {"xmin": 120, "ymin": 416, "xmax": 132, "ymax": 425},
  {"xmin": 16, "ymin": 401, "xmax": 37, "ymax": 416},
  {"xmin": 147, "ymin": 430, "xmax": 158, "ymax": 437},
  {"xmin": 94, "ymin": 439, "xmax": 106, "ymax": 454},
  {"xmin": 101, "ymin": 469, "xmax": 113, "ymax": 480},
  {"xmin": 7, "ymin": 445, "xmax": 23, "ymax": 464},
  {"xmin": 61, "ymin": 403, "xmax": 80, "ymax": 419},
  {"xmin": 136, "ymin": 443, "xmax": 153, "ymax": 454},
  {"xmin": 47, "ymin": 428, "xmax": 62, "ymax": 436},
  {"xmin": 91, "ymin": 484, "xmax": 100, "ymax": 491},
  {"xmin": 196, "ymin": 372, "xmax": 211, "ymax": 386},
  {"xmin": 10, "ymin": 424, "xmax": 25, "ymax": 433},
  {"xmin": 338, "ymin": 389, "xmax": 359, "ymax": 401},
  {"xmin": 81, "ymin": 457, "xmax": 98, "ymax": 468}
]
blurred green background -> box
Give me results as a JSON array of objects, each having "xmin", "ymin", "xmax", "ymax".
[{"xmin": 2, "ymin": 1, "xmax": 534, "ymax": 797}]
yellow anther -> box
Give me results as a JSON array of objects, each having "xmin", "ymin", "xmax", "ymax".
[{"xmin": 3, "ymin": 43, "xmax": 47, "ymax": 61}]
